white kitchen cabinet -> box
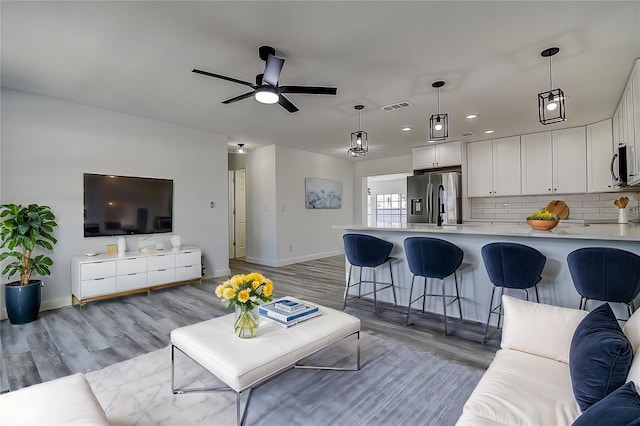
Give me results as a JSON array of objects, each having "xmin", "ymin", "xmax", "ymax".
[
  {"xmin": 71, "ymin": 246, "xmax": 201, "ymax": 307},
  {"xmin": 467, "ymin": 136, "xmax": 521, "ymax": 197},
  {"xmin": 552, "ymin": 127, "xmax": 587, "ymax": 194},
  {"xmin": 587, "ymin": 119, "xmax": 616, "ymax": 193},
  {"xmin": 521, "ymin": 132, "xmax": 553, "ymax": 195},
  {"xmin": 412, "ymin": 140, "xmax": 461, "ymax": 170},
  {"xmin": 521, "ymin": 128, "xmax": 586, "ymax": 195},
  {"xmin": 614, "ymin": 59, "xmax": 640, "ymax": 186}
]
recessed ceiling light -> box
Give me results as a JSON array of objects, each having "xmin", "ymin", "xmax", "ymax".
[
  {"xmin": 466, "ymin": 114, "xmax": 478, "ymax": 119},
  {"xmin": 484, "ymin": 130, "xmax": 495, "ymax": 134},
  {"xmin": 428, "ymin": 140, "xmax": 436, "ymax": 144},
  {"xmin": 401, "ymin": 127, "xmax": 412, "ymax": 132}
]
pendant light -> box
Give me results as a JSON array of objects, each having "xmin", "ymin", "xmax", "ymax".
[
  {"xmin": 237, "ymin": 143, "xmax": 245, "ymax": 154},
  {"xmin": 538, "ymin": 47, "xmax": 566, "ymax": 125},
  {"xmin": 348, "ymin": 105, "xmax": 368, "ymax": 157},
  {"xmin": 429, "ymin": 81, "xmax": 448, "ymax": 141}
]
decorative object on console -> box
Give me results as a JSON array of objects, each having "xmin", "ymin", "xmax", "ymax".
[
  {"xmin": 615, "ymin": 196, "xmax": 630, "ymax": 224},
  {"xmin": 526, "ymin": 208, "xmax": 559, "ymax": 230},
  {"xmin": 215, "ymin": 272, "xmax": 274, "ymax": 338},
  {"xmin": 117, "ymin": 236, "xmax": 126, "ymax": 256},
  {"xmin": 538, "ymin": 47, "xmax": 566, "ymax": 125},
  {"xmin": 348, "ymin": 104, "xmax": 368, "ymax": 157},
  {"xmin": 171, "ymin": 235, "xmax": 181, "ymax": 248},
  {"xmin": 106, "ymin": 244, "xmax": 117, "ymax": 255},
  {"xmin": 429, "ymin": 81, "xmax": 448, "ymax": 141},
  {"xmin": 305, "ymin": 177, "xmax": 342, "ymax": 209},
  {"xmin": 0, "ymin": 203, "xmax": 58, "ymax": 324}
]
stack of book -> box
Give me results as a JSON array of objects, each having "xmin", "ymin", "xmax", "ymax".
[{"xmin": 259, "ymin": 297, "xmax": 321, "ymax": 328}]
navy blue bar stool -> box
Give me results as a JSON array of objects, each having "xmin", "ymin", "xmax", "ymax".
[
  {"xmin": 567, "ymin": 247, "xmax": 640, "ymax": 318},
  {"xmin": 343, "ymin": 233, "xmax": 397, "ymax": 316},
  {"xmin": 481, "ymin": 242, "xmax": 546, "ymax": 343},
  {"xmin": 404, "ymin": 237, "xmax": 464, "ymax": 335}
]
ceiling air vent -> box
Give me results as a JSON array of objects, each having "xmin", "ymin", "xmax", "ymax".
[
  {"xmin": 461, "ymin": 132, "xmax": 476, "ymax": 137},
  {"xmin": 380, "ymin": 101, "xmax": 413, "ymax": 112}
]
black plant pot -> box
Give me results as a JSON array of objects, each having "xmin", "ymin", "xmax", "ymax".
[{"xmin": 5, "ymin": 280, "xmax": 42, "ymax": 325}]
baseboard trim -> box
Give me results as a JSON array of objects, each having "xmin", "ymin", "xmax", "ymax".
[{"xmin": 246, "ymin": 250, "xmax": 344, "ymax": 267}]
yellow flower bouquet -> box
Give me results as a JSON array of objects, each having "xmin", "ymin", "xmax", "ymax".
[{"xmin": 215, "ymin": 272, "xmax": 274, "ymax": 338}]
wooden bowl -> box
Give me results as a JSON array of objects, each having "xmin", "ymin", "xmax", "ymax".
[{"xmin": 527, "ymin": 219, "xmax": 559, "ymax": 231}]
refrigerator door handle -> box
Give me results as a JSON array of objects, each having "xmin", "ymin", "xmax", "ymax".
[{"xmin": 426, "ymin": 183, "xmax": 433, "ymax": 223}]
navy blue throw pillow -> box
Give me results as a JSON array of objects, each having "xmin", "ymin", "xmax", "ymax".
[
  {"xmin": 572, "ymin": 381, "xmax": 640, "ymax": 426},
  {"xmin": 570, "ymin": 303, "xmax": 633, "ymax": 412}
]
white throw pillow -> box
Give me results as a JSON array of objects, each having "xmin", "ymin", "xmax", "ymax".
[{"xmin": 501, "ymin": 295, "xmax": 589, "ymax": 363}]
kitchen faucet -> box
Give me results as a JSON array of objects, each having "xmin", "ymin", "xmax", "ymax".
[{"xmin": 437, "ymin": 184, "xmax": 445, "ymax": 226}]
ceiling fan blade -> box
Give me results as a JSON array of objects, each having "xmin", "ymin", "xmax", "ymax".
[
  {"xmin": 192, "ymin": 69, "xmax": 255, "ymax": 88},
  {"xmin": 262, "ymin": 54, "xmax": 285, "ymax": 87},
  {"xmin": 278, "ymin": 95, "xmax": 299, "ymax": 113},
  {"xmin": 279, "ymin": 86, "xmax": 337, "ymax": 95},
  {"xmin": 222, "ymin": 91, "xmax": 255, "ymax": 104}
]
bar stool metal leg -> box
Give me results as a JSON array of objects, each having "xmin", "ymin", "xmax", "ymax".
[
  {"xmin": 373, "ymin": 268, "xmax": 378, "ymax": 316},
  {"xmin": 441, "ymin": 278, "xmax": 448, "ymax": 335},
  {"xmin": 454, "ymin": 272, "xmax": 463, "ymax": 320},
  {"xmin": 406, "ymin": 274, "xmax": 417, "ymax": 325},
  {"xmin": 388, "ymin": 261, "xmax": 397, "ymax": 307},
  {"xmin": 343, "ymin": 264, "xmax": 353, "ymax": 309},
  {"xmin": 484, "ymin": 285, "xmax": 497, "ymax": 344}
]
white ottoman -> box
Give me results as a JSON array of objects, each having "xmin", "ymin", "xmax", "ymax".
[{"xmin": 170, "ymin": 302, "xmax": 360, "ymax": 425}]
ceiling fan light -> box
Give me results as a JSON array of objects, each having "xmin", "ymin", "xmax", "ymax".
[{"xmin": 255, "ymin": 86, "xmax": 279, "ymax": 104}]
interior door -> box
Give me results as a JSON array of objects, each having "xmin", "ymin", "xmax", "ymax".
[{"xmin": 235, "ymin": 170, "xmax": 246, "ymax": 258}]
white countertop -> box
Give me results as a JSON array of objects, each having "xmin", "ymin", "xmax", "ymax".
[{"xmin": 336, "ymin": 222, "xmax": 640, "ymax": 241}]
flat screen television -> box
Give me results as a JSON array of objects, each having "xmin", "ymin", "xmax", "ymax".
[{"xmin": 84, "ymin": 173, "xmax": 173, "ymax": 237}]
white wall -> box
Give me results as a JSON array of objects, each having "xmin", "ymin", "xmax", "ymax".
[
  {"xmin": 275, "ymin": 145, "xmax": 354, "ymax": 265},
  {"xmin": 355, "ymin": 154, "xmax": 412, "ymax": 225},
  {"xmin": 245, "ymin": 145, "xmax": 278, "ymax": 265},
  {"xmin": 245, "ymin": 144, "xmax": 355, "ymax": 266},
  {"xmin": 1, "ymin": 89, "xmax": 231, "ymax": 313}
]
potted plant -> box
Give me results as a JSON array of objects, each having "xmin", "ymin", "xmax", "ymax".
[{"xmin": 0, "ymin": 204, "xmax": 58, "ymax": 324}]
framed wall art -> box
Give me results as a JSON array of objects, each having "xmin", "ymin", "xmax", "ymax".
[{"xmin": 305, "ymin": 178, "xmax": 342, "ymax": 209}]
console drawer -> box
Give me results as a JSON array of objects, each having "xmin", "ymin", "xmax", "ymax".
[
  {"xmin": 175, "ymin": 264, "xmax": 200, "ymax": 281},
  {"xmin": 148, "ymin": 268, "xmax": 176, "ymax": 286},
  {"xmin": 117, "ymin": 272, "xmax": 147, "ymax": 292},
  {"xmin": 117, "ymin": 257, "xmax": 147, "ymax": 275},
  {"xmin": 148, "ymin": 254, "xmax": 175, "ymax": 270},
  {"xmin": 81, "ymin": 277, "xmax": 117, "ymax": 298},
  {"xmin": 176, "ymin": 250, "xmax": 200, "ymax": 267},
  {"xmin": 80, "ymin": 261, "xmax": 116, "ymax": 280}
]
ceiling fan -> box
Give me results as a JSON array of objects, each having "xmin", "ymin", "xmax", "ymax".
[{"xmin": 192, "ymin": 46, "xmax": 337, "ymax": 113}]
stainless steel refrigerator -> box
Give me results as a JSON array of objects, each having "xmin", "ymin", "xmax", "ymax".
[{"xmin": 407, "ymin": 169, "xmax": 462, "ymax": 224}]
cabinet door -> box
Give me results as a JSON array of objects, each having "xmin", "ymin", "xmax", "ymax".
[
  {"xmin": 466, "ymin": 140, "xmax": 494, "ymax": 197},
  {"xmin": 436, "ymin": 141, "xmax": 462, "ymax": 167},
  {"xmin": 587, "ymin": 119, "xmax": 615, "ymax": 193},
  {"xmin": 493, "ymin": 136, "xmax": 521, "ymax": 196},
  {"xmin": 521, "ymin": 132, "xmax": 553, "ymax": 195},
  {"xmin": 117, "ymin": 272, "xmax": 148, "ymax": 292},
  {"xmin": 412, "ymin": 146, "xmax": 437, "ymax": 169},
  {"xmin": 552, "ymin": 127, "xmax": 587, "ymax": 194}
]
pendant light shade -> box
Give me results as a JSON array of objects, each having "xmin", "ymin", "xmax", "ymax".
[
  {"xmin": 348, "ymin": 105, "xmax": 368, "ymax": 157},
  {"xmin": 538, "ymin": 47, "xmax": 566, "ymax": 125},
  {"xmin": 429, "ymin": 81, "xmax": 448, "ymax": 141},
  {"xmin": 237, "ymin": 143, "xmax": 245, "ymax": 154}
]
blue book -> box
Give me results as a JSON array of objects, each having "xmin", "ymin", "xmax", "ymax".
[{"xmin": 259, "ymin": 298, "xmax": 319, "ymax": 323}]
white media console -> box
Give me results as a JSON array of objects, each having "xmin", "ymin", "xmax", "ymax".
[{"xmin": 71, "ymin": 246, "xmax": 202, "ymax": 307}]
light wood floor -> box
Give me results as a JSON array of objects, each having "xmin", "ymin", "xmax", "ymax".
[{"xmin": 1, "ymin": 255, "xmax": 497, "ymax": 393}]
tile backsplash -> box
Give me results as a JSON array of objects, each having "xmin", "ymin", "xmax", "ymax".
[{"xmin": 470, "ymin": 192, "xmax": 640, "ymax": 222}]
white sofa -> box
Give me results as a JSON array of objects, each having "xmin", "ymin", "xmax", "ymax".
[
  {"xmin": 457, "ymin": 295, "xmax": 640, "ymax": 426},
  {"xmin": 0, "ymin": 373, "xmax": 109, "ymax": 425}
]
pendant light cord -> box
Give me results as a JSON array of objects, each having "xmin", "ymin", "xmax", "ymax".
[{"xmin": 548, "ymin": 56, "xmax": 553, "ymax": 91}]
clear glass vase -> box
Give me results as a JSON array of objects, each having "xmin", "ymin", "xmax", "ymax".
[{"xmin": 234, "ymin": 304, "xmax": 259, "ymax": 338}]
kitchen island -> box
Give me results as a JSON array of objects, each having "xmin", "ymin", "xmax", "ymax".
[{"xmin": 337, "ymin": 222, "xmax": 640, "ymax": 325}]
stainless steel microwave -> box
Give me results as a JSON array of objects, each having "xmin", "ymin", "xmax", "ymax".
[{"xmin": 611, "ymin": 144, "xmax": 628, "ymax": 186}]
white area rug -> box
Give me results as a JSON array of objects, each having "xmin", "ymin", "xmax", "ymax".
[{"xmin": 86, "ymin": 333, "xmax": 483, "ymax": 426}]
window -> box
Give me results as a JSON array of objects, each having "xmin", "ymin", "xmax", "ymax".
[{"xmin": 376, "ymin": 193, "xmax": 407, "ymax": 227}]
